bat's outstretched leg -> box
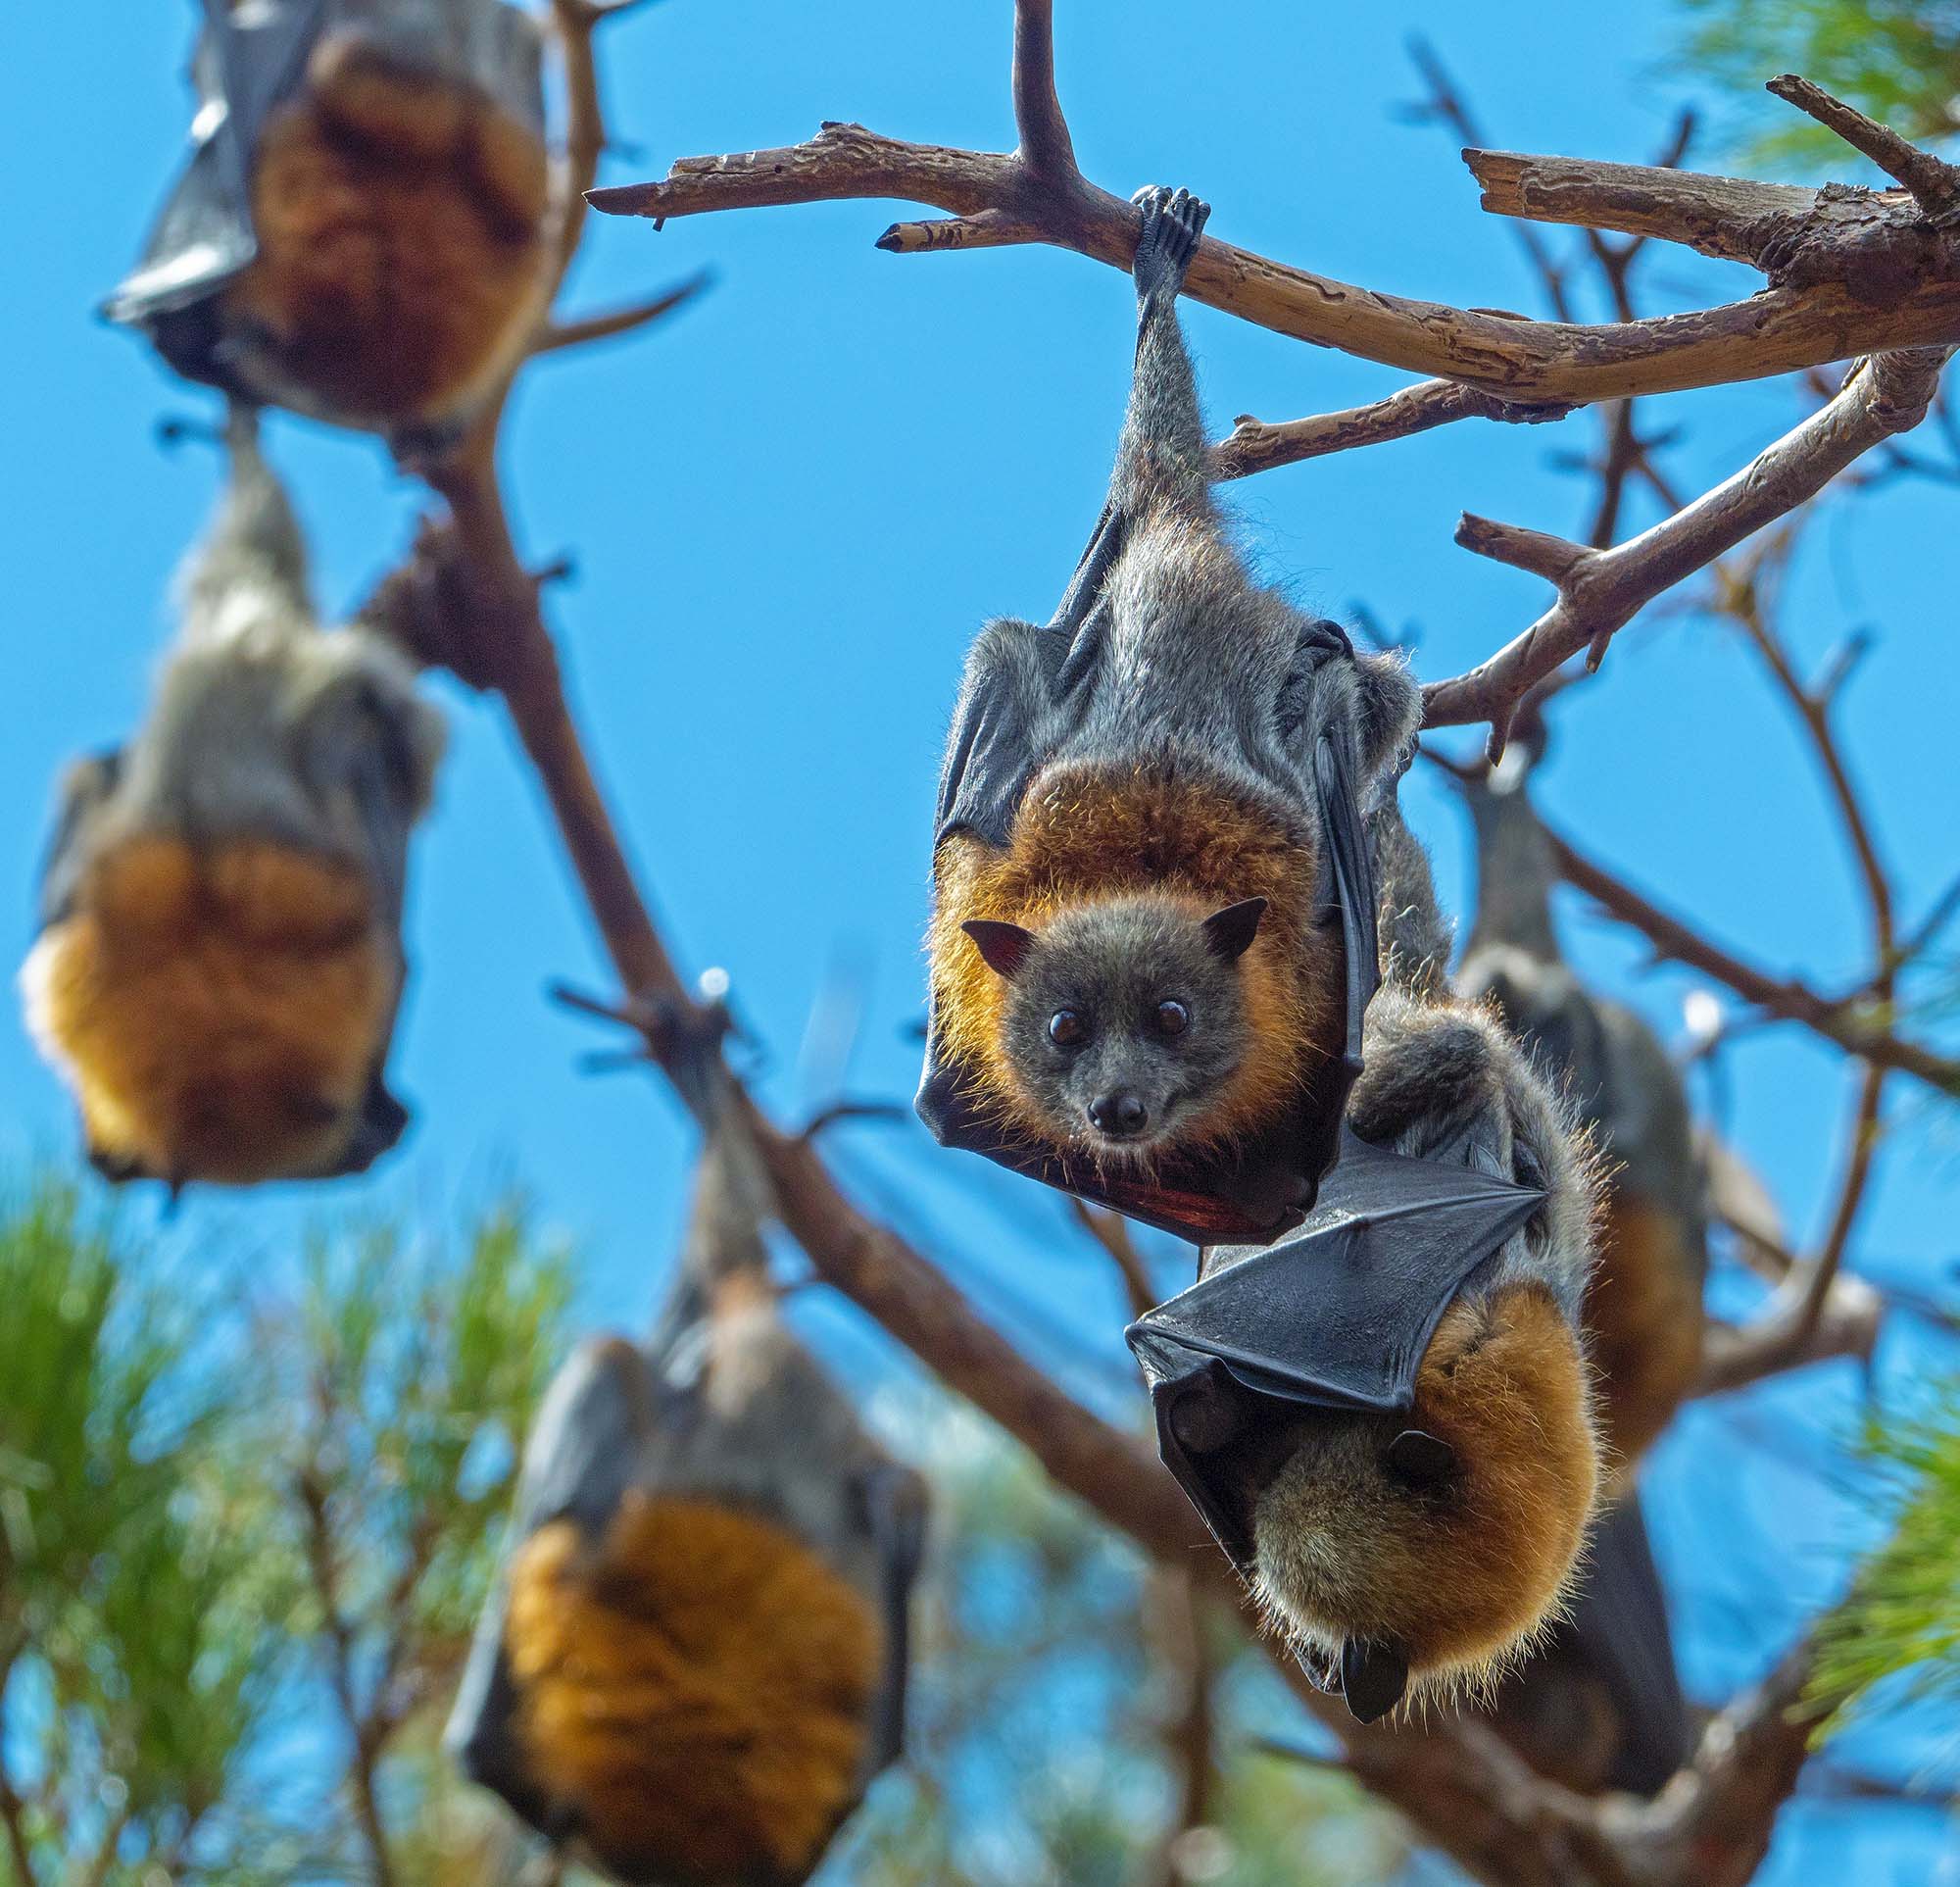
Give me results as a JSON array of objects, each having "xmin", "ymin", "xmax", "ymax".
[{"xmin": 1111, "ymin": 185, "xmax": 1213, "ymax": 522}]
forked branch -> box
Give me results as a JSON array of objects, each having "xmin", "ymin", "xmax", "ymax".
[
  {"xmin": 1421, "ymin": 347, "xmax": 1949, "ymax": 755},
  {"xmin": 590, "ymin": 11, "xmax": 1960, "ymax": 405}
]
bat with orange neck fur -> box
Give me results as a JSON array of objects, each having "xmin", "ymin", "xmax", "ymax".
[
  {"xmin": 918, "ymin": 187, "xmax": 1421, "ymax": 1246},
  {"xmin": 108, "ymin": 0, "xmax": 553, "ymax": 450},
  {"xmin": 21, "ymin": 414, "xmax": 443, "ymax": 1189},
  {"xmin": 448, "ymin": 1125, "xmax": 928, "ymax": 1886}
]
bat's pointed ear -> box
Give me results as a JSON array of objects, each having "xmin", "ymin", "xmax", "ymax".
[
  {"xmin": 1340, "ymin": 1638, "xmax": 1409, "ymax": 1723},
  {"xmin": 1202, "ymin": 897, "xmax": 1268, "ymax": 962},
  {"xmin": 962, "ymin": 919, "xmax": 1037, "ymax": 979}
]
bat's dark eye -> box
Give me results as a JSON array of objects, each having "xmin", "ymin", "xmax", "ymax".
[
  {"xmin": 1155, "ymin": 999, "xmax": 1190, "ymax": 1037},
  {"xmin": 1049, "ymin": 1010, "xmax": 1086, "ymax": 1047}
]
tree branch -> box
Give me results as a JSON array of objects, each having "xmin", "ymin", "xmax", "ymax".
[
  {"xmin": 1420, "ymin": 347, "xmax": 1950, "ymax": 754},
  {"xmin": 1212, "ymin": 380, "xmax": 1574, "ymax": 481},
  {"xmin": 1009, "ymin": 0, "xmax": 1075, "ymax": 178},
  {"xmin": 589, "ymin": 44, "xmax": 1960, "ymax": 405},
  {"xmin": 1696, "ymin": 1268, "xmax": 1884, "ymax": 1394},
  {"xmin": 295, "ymin": 1464, "xmax": 396, "ymax": 1887},
  {"xmin": 535, "ymin": 270, "xmax": 714, "ymax": 355},
  {"xmin": 1542, "ymin": 821, "xmax": 1960, "ymax": 1097},
  {"xmin": 1627, "ymin": 1640, "xmax": 1830, "ymax": 1887},
  {"xmin": 1069, "ymin": 1199, "xmax": 1157, "ymax": 1322},
  {"xmin": 1766, "ymin": 74, "xmax": 1960, "ymax": 225},
  {"xmin": 368, "ymin": 12, "xmax": 1871, "ymax": 1881}
]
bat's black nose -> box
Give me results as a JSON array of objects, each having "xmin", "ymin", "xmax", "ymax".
[{"xmin": 1089, "ymin": 1092, "xmax": 1149, "ymax": 1136}]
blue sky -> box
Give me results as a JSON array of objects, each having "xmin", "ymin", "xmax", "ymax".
[{"xmin": 5, "ymin": 2, "xmax": 1957, "ymax": 1878}]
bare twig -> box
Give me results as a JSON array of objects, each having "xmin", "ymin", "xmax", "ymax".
[
  {"xmin": 1212, "ymin": 380, "xmax": 1574, "ymax": 481},
  {"xmin": 1544, "ymin": 822, "xmax": 1960, "ymax": 1097},
  {"xmin": 536, "ymin": 270, "xmax": 714, "ymax": 354},
  {"xmin": 296, "ymin": 1464, "xmax": 396, "ymax": 1887},
  {"xmin": 1068, "ymin": 1199, "xmax": 1157, "ymax": 1322},
  {"xmin": 1767, "ymin": 75, "xmax": 1960, "ymax": 225},
  {"xmin": 1696, "ymin": 1267, "xmax": 1885, "ymax": 1394},
  {"xmin": 1421, "ymin": 347, "xmax": 1950, "ymax": 755}
]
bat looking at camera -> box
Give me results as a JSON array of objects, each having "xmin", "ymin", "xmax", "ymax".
[
  {"xmin": 918, "ymin": 185, "xmax": 1425, "ymax": 1245},
  {"xmin": 1450, "ymin": 757, "xmax": 1705, "ymax": 1793},
  {"xmin": 919, "ymin": 184, "xmax": 1604, "ymax": 1719},
  {"xmin": 448, "ymin": 1126, "xmax": 929, "ymax": 1887},
  {"xmin": 20, "ymin": 415, "xmax": 444, "ymax": 1187},
  {"xmin": 108, "ymin": 0, "xmax": 552, "ymax": 445}
]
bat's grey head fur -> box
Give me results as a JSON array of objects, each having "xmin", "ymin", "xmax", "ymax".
[{"xmin": 965, "ymin": 894, "xmax": 1264, "ymax": 1158}]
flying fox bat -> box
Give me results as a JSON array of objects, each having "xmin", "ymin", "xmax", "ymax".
[
  {"xmin": 449, "ymin": 1126, "xmax": 929, "ymax": 1886},
  {"xmin": 109, "ymin": 0, "xmax": 553, "ymax": 445},
  {"xmin": 1453, "ymin": 755, "xmax": 1708, "ymax": 1479},
  {"xmin": 919, "ymin": 185, "xmax": 1421, "ymax": 1246},
  {"xmin": 21, "ymin": 413, "xmax": 443, "ymax": 1187},
  {"xmin": 1128, "ymin": 792, "xmax": 1604, "ymax": 1722}
]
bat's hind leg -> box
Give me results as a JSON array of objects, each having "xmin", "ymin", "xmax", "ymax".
[{"xmin": 1112, "ymin": 186, "xmax": 1214, "ymax": 522}]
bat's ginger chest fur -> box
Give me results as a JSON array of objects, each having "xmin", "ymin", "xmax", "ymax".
[
  {"xmin": 231, "ymin": 34, "xmax": 551, "ymax": 424},
  {"xmin": 504, "ymin": 1492, "xmax": 881, "ymax": 1885}
]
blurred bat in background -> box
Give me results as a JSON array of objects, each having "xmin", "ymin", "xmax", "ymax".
[
  {"xmin": 1483, "ymin": 1490, "xmax": 1690, "ymax": 1797},
  {"xmin": 1453, "ymin": 752, "xmax": 1708, "ymax": 1483},
  {"xmin": 21, "ymin": 411, "xmax": 444, "ymax": 1187},
  {"xmin": 109, "ymin": 0, "xmax": 553, "ymax": 446},
  {"xmin": 449, "ymin": 1122, "xmax": 929, "ymax": 1886},
  {"xmin": 1451, "ymin": 753, "xmax": 1705, "ymax": 1792}
]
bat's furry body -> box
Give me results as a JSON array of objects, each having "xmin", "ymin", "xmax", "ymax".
[
  {"xmin": 112, "ymin": 1, "xmax": 552, "ymax": 441},
  {"xmin": 505, "ymin": 1474, "xmax": 879, "ymax": 1884},
  {"xmin": 951, "ymin": 190, "xmax": 1602, "ymax": 1712},
  {"xmin": 1238, "ymin": 871, "xmax": 1604, "ymax": 1703},
  {"xmin": 928, "ymin": 189, "xmax": 1418, "ymax": 1175},
  {"xmin": 451, "ymin": 1136, "xmax": 927, "ymax": 1885},
  {"xmin": 22, "ymin": 425, "xmax": 442, "ymax": 1185},
  {"xmin": 1453, "ymin": 765, "xmax": 1708, "ymax": 1477},
  {"xmin": 228, "ymin": 29, "xmax": 551, "ymax": 430}
]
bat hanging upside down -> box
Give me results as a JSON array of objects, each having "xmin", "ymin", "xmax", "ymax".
[
  {"xmin": 109, "ymin": 0, "xmax": 554, "ymax": 444},
  {"xmin": 912, "ymin": 183, "xmax": 1607, "ymax": 1717},
  {"xmin": 20, "ymin": 415, "xmax": 444, "ymax": 1187},
  {"xmin": 1450, "ymin": 753, "xmax": 1705, "ymax": 1790},
  {"xmin": 918, "ymin": 186, "xmax": 1426, "ymax": 1244},
  {"xmin": 449, "ymin": 1126, "xmax": 929, "ymax": 1886}
]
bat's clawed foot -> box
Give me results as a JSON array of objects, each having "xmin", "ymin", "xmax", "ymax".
[{"xmin": 1130, "ymin": 184, "xmax": 1211, "ymax": 306}]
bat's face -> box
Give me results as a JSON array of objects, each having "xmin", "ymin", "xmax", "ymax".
[
  {"xmin": 1244, "ymin": 1285, "xmax": 1598, "ymax": 1715},
  {"xmin": 963, "ymin": 894, "xmax": 1265, "ymax": 1162}
]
